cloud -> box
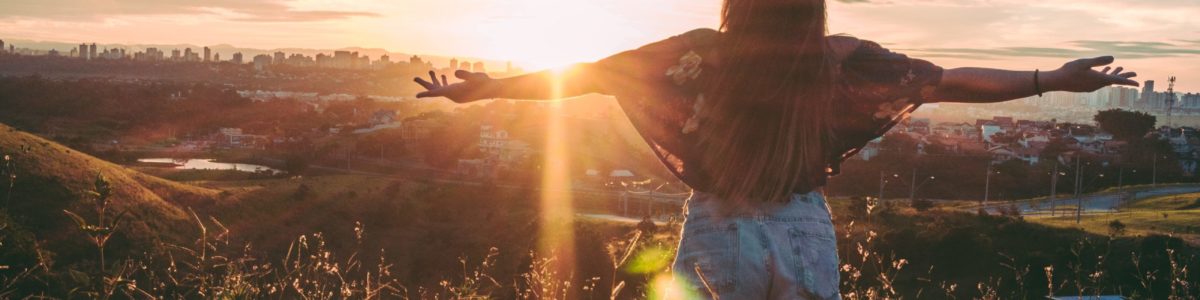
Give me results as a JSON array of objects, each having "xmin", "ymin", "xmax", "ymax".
[
  {"xmin": 0, "ymin": 0, "xmax": 380, "ymax": 22},
  {"xmin": 226, "ymin": 10, "xmax": 381, "ymax": 22},
  {"xmin": 904, "ymin": 40, "xmax": 1200, "ymax": 60}
]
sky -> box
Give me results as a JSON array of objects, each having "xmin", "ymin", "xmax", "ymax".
[{"xmin": 0, "ymin": 0, "xmax": 1197, "ymax": 91}]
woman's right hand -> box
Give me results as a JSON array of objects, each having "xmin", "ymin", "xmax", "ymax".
[{"xmin": 414, "ymin": 70, "xmax": 496, "ymax": 103}]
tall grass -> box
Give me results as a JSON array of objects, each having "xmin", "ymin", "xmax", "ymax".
[{"xmin": 0, "ymin": 159, "xmax": 1198, "ymax": 298}]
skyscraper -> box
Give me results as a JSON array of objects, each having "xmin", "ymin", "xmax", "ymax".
[
  {"xmin": 79, "ymin": 43, "xmax": 88, "ymax": 59},
  {"xmin": 459, "ymin": 61, "xmax": 471, "ymax": 71},
  {"xmin": 171, "ymin": 49, "xmax": 181, "ymax": 61},
  {"xmin": 88, "ymin": 43, "xmax": 97, "ymax": 61},
  {"xmin": 231, "ymin": 52, "xmax": 243, "ymax": 64},
  {"xmin": 0, "ymin": 39, "xmax": 5, "ymax": 54},
  {"xmin": 203, "ymin": 47, "xmax": 211, "ymax": 62},
  {"xmin": 274, "ymin": 51, "xmax": 285, "ymax": 64},
  {"xmin": 450, "ymin": 58, "xmax": 459, "ymax": 70},
  {"xmin": 214, "ymin": 53, "xmax": 221, "ymax": 62},
  {"xmin": 1142, "ymin": 80, "xmax": 1156, "ymax": 109},
  {"xmin": 472, "ymin": 62, "xmax": 485, "ymax": 73}
]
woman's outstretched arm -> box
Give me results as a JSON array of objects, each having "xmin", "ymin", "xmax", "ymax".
[
  {"xmin": 413, "ymin": 64, "xmax": 606, "ymax": 102},
  {"xmin": 930, "ymin": 56, "xmax": 1139, "ymax": 103}
]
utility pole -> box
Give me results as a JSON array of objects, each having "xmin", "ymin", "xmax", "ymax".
[
  {"xmin": 1113, "ymin": 165, "xmax": 1123, "ymax": 207},
  {"xmin": 1118, "ymin": 166, "xmax": 1124, "ymax": 194},
  {"xmin": 909, "ymin": 168, "xmax": 917, "ymax": 202},
  {"xmin": 1050, "ymin": 162, "xmax": 1058, "ymax": 216},
  {"xmin": 1152, "ymin": 155, "xmax": 1158, "ymax": 186},
  {"xmin": 984, "ymin": 164, "xmax": 993, "ymax": 205},
  {"xmin": 879, "ymin": 171, "xmax": 886, "ymax": 201},
  {"xmin": 1075, "ymin": 156, "xmax": 1083, "ymax": 224}
]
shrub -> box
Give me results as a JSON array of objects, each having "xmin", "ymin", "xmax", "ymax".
[{"xmin": 911, "ymin": 199, "xmax": 936, "ymax": 212}]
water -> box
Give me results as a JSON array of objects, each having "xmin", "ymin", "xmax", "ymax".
[{"xmin": 137, "ymin": 158, "xmax": 280, "ymax": 174}]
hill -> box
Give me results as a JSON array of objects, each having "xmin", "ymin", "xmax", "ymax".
[{"xmin": 0, "ymin": 123, "xmax": 218, "ymax": 265}]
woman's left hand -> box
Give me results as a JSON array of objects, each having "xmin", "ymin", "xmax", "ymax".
[
  {"xmin": 1047, "ymin": 56, "xmax": 1139, "ymax": 93},
  {"xmin": 414, "ymin": 70, "xmax": 496, "ymax": 103}
]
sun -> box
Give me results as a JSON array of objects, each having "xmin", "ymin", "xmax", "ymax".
[{"xmin": 471, "ymin": 0, "xmax": 641, "ymax": 70}]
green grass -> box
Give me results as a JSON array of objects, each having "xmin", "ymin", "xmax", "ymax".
[
  {"xmin": 1030, "ymin": 191, "xmax": 1200, "ymax": 245},
  {"xmin": 1030, "ymin": 211, "xmax": 1200, "ymax": 244},
  {"xmin": 1124, "ymin": 192, "xmax": 1200, "ymax": 211}
]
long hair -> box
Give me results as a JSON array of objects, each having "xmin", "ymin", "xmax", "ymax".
[{"xmin": 698, "ymin": 0, "xmax": 834, "ymax": 203}]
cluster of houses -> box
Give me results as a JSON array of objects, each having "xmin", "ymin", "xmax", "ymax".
[
  {"xmin": 857, "ymin": 116, "xmax": 1200, "ymax": 175},
  {"xmin": 456, "ymin": 125, "xmax": 533, "ymax": 178}
]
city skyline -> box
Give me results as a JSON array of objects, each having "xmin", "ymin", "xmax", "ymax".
[{"xmin": 0, "ymin": 0, "xmax": 1197, "ymax": 90}]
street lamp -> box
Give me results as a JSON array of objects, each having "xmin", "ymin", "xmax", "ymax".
[
  {"xmin": 984, "ymin": 164, "xmax": 1001, "ymax": 205},
  {"xmin": 878, "ymin": 172, "xmax": 900, "ymax": 201},
  {"xmin": 911, "ymin": 175, "xmax": 936, "ymax": 202}
]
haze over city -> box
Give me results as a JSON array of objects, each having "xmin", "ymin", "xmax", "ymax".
[{"xmin": 0, "ymin": 0, "xmax": 1197, "ymax": 90}]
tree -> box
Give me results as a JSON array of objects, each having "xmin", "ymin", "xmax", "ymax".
[
  {"xmin": 1094, "ymin": 109, "xmax": 1156, "ymax": 141},
  {"xmin": 284, "ymin": 154, "xmax": 309, "ymax": 175}
]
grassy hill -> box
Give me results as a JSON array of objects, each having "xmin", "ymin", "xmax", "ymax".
[{"xmin": 0, "ymin": 123, "xmax": 218, "ymax": 266}]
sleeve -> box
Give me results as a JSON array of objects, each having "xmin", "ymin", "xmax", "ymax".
[
  {"xmin": 841, "ymin": 40, "xmax": 944, "ymax": 123},
  {"xmin": 830, "ymin": 40, "xmax": 944, "ymax": 168},
  {"xmin": 586, "ymin": 28, "xmax": 719, "ymax": 96}
]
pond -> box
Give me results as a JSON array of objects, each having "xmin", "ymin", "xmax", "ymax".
[{"xmin": 137, "ymin": 158, "xmax": 281, "ymax": 174}]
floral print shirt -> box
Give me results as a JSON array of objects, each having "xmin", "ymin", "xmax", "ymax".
[{"xmin": 588, "ymin": 29, "xmax": 943, "ymax": 192}]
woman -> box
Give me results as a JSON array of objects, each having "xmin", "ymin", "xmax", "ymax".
[{"xmin": 414, "ymin": 0, "xmax": 1138, "ymax": 298}]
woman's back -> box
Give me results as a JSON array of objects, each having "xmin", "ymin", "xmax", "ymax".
[{"xmin": 592, "ymin": 28, "xmax": 944, "ymax": 197}]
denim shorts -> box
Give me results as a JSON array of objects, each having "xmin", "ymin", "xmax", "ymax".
[{"xmin": 672, "ymin": 191, "xmax": 840, "ymax": 300}]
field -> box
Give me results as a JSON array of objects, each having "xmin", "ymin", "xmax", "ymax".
[{"xmin": 1029, "ymin": 192, "xmax": 1200, "ymax": 245}]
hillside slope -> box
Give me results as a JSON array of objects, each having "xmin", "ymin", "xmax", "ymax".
[{"xmin": 0, "ymin": 123, "xmax": 218, "ymax": 263}]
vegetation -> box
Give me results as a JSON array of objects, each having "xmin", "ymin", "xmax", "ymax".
[
  {"xmin": 1095, "ymin": 109, "xmax": 1156, "ymax": 141},
  {"xmin": 0, "ymin": 124, "xmax": 1198, "ymax": 298}
]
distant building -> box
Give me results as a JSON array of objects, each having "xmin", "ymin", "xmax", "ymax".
[
  {"xmin": 472, "ymin": 61, "xmax": 486, "ymax": 73},
  {"xmin": 231, "ymin": 52, "xmax": 243, "ymax": 64},
  {"xmin": 252, "ymin": 54, "xmax": 272, "ymax": 71},
  {"xmin": 274, "ymin": 51, "xmax": 285, "ymax": 64},
  {"xmin": 460, "ymin": 125, "xmax": 533, "ymax": 178},
  {"xmin": 981, "ymin": 124, "xmax": 1003, "ymax": 144},
  {"xmin": 370, "ymin": 110, "xmax": 397, "ymax": 125},
  {"xmin": 479, "ymin": 125, "xmax": 531, "ymax": 166},
  {"xmin": 78, "ymin": 43, "xmax": 88, "ymax": 59},
  {"xmin": 214, "ymin": 128, "xmax": 267, "ymax": 149},
  {"xmin": 171, "ymin": 49, "xmax": 181, "ymax": 60},
  {"xmin": 1181, "ymin": 93, "xmax": 1200, "ymax": 109},
  {"xmin": 88, "ymin": 43, "xmax": 96, "ymax": 60},
  {"xmin": 459, "ymin": 61, "xmax": 471, "ymax": 71},
  {"xmin": 1141, "ymin": 80, "xmax": 1156, "ymax": 107},
  {"xmin": 203, "ymin": 47, "xmax": 211, "ymax": 62},
  {"xmin": 450, "ymin": 58, "xmax": 459, "ymax": 70},
  {"xmin": 0, "ymin": 39, "xmax": 4, "ymax": 53}
]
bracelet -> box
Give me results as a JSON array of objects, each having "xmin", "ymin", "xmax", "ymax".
[{"xmin": 1034, "ymin": 69, "xmax": 1044, "ymax": 97}]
